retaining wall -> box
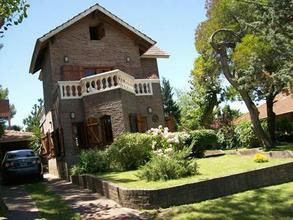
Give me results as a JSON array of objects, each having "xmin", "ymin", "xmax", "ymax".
[{"xmin": 71, "ymin": 162, "xmax": 293, "ymax": 209}]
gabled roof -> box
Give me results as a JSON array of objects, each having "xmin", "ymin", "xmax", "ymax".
[
  {"xmin": 234, "ymin": 93, "xmax": 293, "ymax": 124},
  {"xmin": 141, "ymin": 45, "xmax": 170, "ymax": 58},
  {"xmin": 30, "ymin": 4, "xmax": 157, "ymax": 74}
]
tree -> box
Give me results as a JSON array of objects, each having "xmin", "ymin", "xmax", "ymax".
[
  {"xmin": 0, "ymin": 0, "xmax": 29, "ymax": 36},
  {"xmin": 177, "ymin": 90, "xmax": 201, "ymax": 130},
  {"xmin": 23, "ymin": 99, "xmax": 43, "ymax": 152},
  {"xmin": 23, "ymin": 99, "xmax": 43, "ymax": 132},
  {"xmin": 161, "ymin": 78, "xmax": 180, "ymax": 123},
  {"xmin": 196, "ymin": 0, "xmax": 292, "ymax": 149}
]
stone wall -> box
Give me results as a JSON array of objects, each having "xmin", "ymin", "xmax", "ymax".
[{"xmin": 71, "ymin": 162, "xmax": 293, "ymax": 209}]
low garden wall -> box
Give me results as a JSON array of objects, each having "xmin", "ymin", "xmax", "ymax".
[{"xmin": 71, "ymin": 162, "xmax": 293, "ymax": 209}]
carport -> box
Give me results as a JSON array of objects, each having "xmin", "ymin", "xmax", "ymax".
[{"xmin": 0, "ymin": 130, "xmax": 33, "ymax": 161}]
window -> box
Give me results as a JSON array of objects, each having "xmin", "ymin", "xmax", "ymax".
[
  {"xmin": 84, "ymin": 68, "xmax": 96, "ymax": 77},
  {"xmin": 72, "ymin": 123, "xmax": 86, "ymax": 149},
  {"xmin": 89, "ymin": 24, "xmax": 105, "ymax": 40},
  {"xmin": 7, "ymin": 150, "xmax": 35, "ymax": 159}
]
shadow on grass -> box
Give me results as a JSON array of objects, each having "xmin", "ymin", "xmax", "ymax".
[
  {"xmin": 270, "ymin": 142, "xmax": 293, "ymax": 152},
  {"xmin": 155, "ymin": 183, "xmax": 293, "ymax": 220},
  {"xmin": 25, "ymin": 183, "xmax": 81, "ymax": 220},
  {"xmin": 98, "ymin": 172, "xmax": 138, "ymax": 184}
]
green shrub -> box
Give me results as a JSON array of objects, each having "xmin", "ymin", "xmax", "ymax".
[
  {"xmin": 185, "ymin": 129, "xmax": 219, "ymax": 157},
  {"xmin": 107, "ymin": 133, "xmax": 154, "ymax": 171},
  {"xmin": 216, "ymin": 125, "xmax": 238, "ymax": 149},
  {"xmin": 138, "ymin": 147, "xmax": 198, "ymax": 181},
  {"xmin": 71, "ymin": 149, "xmax": 110, "ymax": 175},
  {"xmin": 235, "ymin": 121, "xmax": 265, "ymax": 148}
]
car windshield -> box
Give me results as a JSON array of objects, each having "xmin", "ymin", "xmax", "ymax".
[{"xmin": 6, "ymin": 151, "xmax": 36, "ymax": 159}]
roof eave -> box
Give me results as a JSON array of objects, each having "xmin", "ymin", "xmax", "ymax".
[
  {"xmin": 29, "ymin": 40, "xmax": 42, "ymax": 74},
  {"xmin": 141, "ymin": 54, "xmax": 170, "ymax": 59}
]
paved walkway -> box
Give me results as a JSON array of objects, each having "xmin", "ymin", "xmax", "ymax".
[
  {"xmin": 0, "ymin": 183, "xmax": 40, "ymax": 220},
  {"xmin": 45, "ymin": 174, "xmax": 147, "ymax": 220}
]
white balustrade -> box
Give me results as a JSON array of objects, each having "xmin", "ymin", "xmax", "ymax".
[
  {"xmin": 58, "ymin": 81, "xmax": 82, "ymax": 99},
  {"xmin": 134, "ymin": 79, "xmax": 153, "ymax": 96},
  {"xmin": 58, "ymin": 69, "xmax": 159, "ymax": 99}
]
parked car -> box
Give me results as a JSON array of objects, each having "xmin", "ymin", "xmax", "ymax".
[{"xmin": 1, "ymin": 149, "xmax": 43, "ymax": 182}]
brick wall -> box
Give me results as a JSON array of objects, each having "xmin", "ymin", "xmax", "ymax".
[
  {"xmin": 49, "ymin": 14, "xmax": 145, "ymax": 82},
  {"xmin": 41, "ymin": 11, "xmax": 165, "ymax": 178},
  {"xmin": 71, "ymin": 162, "xmax": 293, "ymax": 209}
]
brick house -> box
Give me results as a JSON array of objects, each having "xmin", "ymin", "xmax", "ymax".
[{"xmin": 29, "ymin": 4, "xmax": 169, "ymax": 178}]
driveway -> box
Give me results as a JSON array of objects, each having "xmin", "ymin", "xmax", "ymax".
[{"xmin": 0, "ymin": 182, "xmax": 40, "ymax": 220}]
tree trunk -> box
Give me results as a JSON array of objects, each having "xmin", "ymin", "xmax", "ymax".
[
  {"xmin": 266, "ymin": 94, "xmax": 276, "ymax": 146},
  {"xmin": 240, "ymin": 92, "xmax": 273, "ymax": 149},
  {"xmin": 212, "ymin": 44, "xmax": 274, "ymax": 149},
  {"xmin": 202, "ymin": 91, "xmax": 218, "ymax": 128}
]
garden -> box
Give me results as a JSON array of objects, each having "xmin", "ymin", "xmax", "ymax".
[{"xmin": 71, "ymin": 124, "xmax": 293, "ymax": 190}]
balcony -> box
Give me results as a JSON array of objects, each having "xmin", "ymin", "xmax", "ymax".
[{"xmin": 58, "ymin": 69, "xmax": 160, "ymax": 99}]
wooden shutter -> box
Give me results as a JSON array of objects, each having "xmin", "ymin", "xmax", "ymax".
[
  {"xmin": 129, "ymin": 113, "xmax": 138, "ymax": 132},
  {"xmin": 86, "ymin": 118, "xmax": 102, "ymax": 148},
  {"xmin": 41, "ymin": 135, "xmax": 49, "ymax": 156},
  {"xmin": 137, "ymin": 115, "xmax": 148, "ymax": 133},
  {"xmin": 59, "ymin": 128, "xmax": 65, "ymax": 156}
]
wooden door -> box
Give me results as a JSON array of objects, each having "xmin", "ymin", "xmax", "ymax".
[{"xmin": 137, "ymin": 115, "xmax": 148, "ymax": 133}]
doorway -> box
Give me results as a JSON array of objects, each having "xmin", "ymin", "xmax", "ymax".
[{"xmin": 100, "ymin": 115, "xmax": 113, "ymax": 145}]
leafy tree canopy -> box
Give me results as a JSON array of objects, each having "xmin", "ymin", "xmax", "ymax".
[
  {"xmin": 0, "ymin": 0, "xmax": 29, "ymax": 37},
  {"xmin": 205, "ymin": 0, "xmax": 293, "ymax": 148}
]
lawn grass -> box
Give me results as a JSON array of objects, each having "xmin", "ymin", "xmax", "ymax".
[
  {"xmin": 148, "ymin": 182, "xmax": 293, "ymax": 220},
  {"xmin": 25, "ymin": 183, "xmax": 81, "ymax": 220},
  {"xmin": 98, "ymin": 155, "xmax": 293, "ymax": 189}
]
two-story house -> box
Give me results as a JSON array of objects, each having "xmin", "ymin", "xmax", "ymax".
[{"xmin": 29, "ymin": 4, "xmax": 169, "ymax": 178}]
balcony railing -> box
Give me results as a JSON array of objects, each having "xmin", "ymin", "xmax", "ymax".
[{"xmin": 58, "ymin": 69, "xmax": 159, "ymax": 99}]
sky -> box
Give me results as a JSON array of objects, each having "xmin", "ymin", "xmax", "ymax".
[{"xmin": 0, "ymin": 0, "xmax": 246, "ymax": 126}]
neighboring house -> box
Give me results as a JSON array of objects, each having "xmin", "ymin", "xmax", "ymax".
[
  {"xmin": 0, "ymin": 130, "xmax": 32, "ymax": 161},
  {"xmin": 29, "ymin": 4, "xmax": 169, "ymax": 178},
  {"xmin": 0, "ymin": 99, "xmax": 11, "ymax": 128},
  {"xmin": 235, "ymin": 92, "xmax": 293, "ymax": 124}
]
